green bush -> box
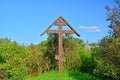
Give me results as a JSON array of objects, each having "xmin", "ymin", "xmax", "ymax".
[
  {"xmin": 80, "ymin": 53, "xmax": 97, "ymax": 74},
  {"xmin": 0, "ymin": 64, "xmax": 27, "ymax": 80},
  {"xmin": 0, "ymin": 38, "xmax": 28, "ymax": 80},
  {"xmin": 0, "ymin": 53, "xmax": 6, "ymax": 63},
  {"xmin": 23, "ymin": 42, "xmax": 51, "ymax": 76},
  {"xmin": 93, "ymin": 59, "xmax": 117, "ymax": 80}
]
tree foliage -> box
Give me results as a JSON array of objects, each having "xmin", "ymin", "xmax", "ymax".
[
  {"xmin": 92, "ymin": 1, "xmax": 120, "ymax": 80},
  {"xmin": 0, "ymin": 38, "xmax": 28, "ymax": 80}
]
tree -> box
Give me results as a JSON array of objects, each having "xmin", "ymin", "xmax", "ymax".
[
  {"xmin": 44, "ymin": 34, "xmax": 58, "ymax": 70},
  {"xmin": 63, "ymin": 34, "xmax": 83, "ymax": 71},
  {"xmin": 94, "ymin": 1, "xmax": 120, "ymax": 79}
]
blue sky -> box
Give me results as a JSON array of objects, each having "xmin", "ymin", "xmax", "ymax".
[{"xmin": 0, "ymin": 0, "xmax": 116, "ymax": 45}]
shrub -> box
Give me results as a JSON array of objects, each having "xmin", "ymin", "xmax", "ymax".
[
  {"xmin": 0, "ymin": 38, "xmax": 28, "ymax": 80},
  {"xmin": 80, "ymin": 53, "xmax": 97, "ymax": 74},
  {"xmin": 93, "ymin": 59, "xmax": 117, "ymax": 80}
]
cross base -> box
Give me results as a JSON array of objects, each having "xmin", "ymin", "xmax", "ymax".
[{"xmin": 55, "ymin": 55, "xmax": 66, "ymax": 72}]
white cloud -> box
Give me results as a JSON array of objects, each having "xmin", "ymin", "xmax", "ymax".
[{"xmin": 79, "ymin": 25, "xmax": 101, "ymax": 32}]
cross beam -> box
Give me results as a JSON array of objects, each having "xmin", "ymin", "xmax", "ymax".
[
  {"xmin": 46, "ymin": 30, "xmax": 74, "ymax": 34},
  {"xmin": 41, "ymin": 16, "xmax": 80, "ymax": 73}
]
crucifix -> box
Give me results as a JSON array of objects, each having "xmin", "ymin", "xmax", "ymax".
[{"xmin": 41, "ymin": 16, "xmax": 80, "ymax": 72}]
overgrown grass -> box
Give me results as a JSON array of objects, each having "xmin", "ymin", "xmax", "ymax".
[{"xmin": 26, "ymin": 70, "xmax": 100, "ymax": 80}]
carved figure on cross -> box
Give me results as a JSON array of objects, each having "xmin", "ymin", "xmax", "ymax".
[{"xmin": 41, "ymin": 16, "xmax": 80, "ymax": 72}]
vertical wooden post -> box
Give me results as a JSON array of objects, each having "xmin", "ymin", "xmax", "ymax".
[{"xmin": 58, "ymin": 26, "xmax": 63, "ymax": 72}]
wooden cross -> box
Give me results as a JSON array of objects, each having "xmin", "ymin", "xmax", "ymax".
[{"xmin": 41, "ymin": 16, "xmax": 80, "ymax": 72}]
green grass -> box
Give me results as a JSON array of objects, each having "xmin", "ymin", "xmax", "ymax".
[{"xmin": 26, "ymin": 70, "xmax": 100, "ymax": 80}]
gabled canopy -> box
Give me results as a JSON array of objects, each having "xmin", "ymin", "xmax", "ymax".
[{"xmin": 40, "ymin": 16, "xmax": 80, "ymax": 36}]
